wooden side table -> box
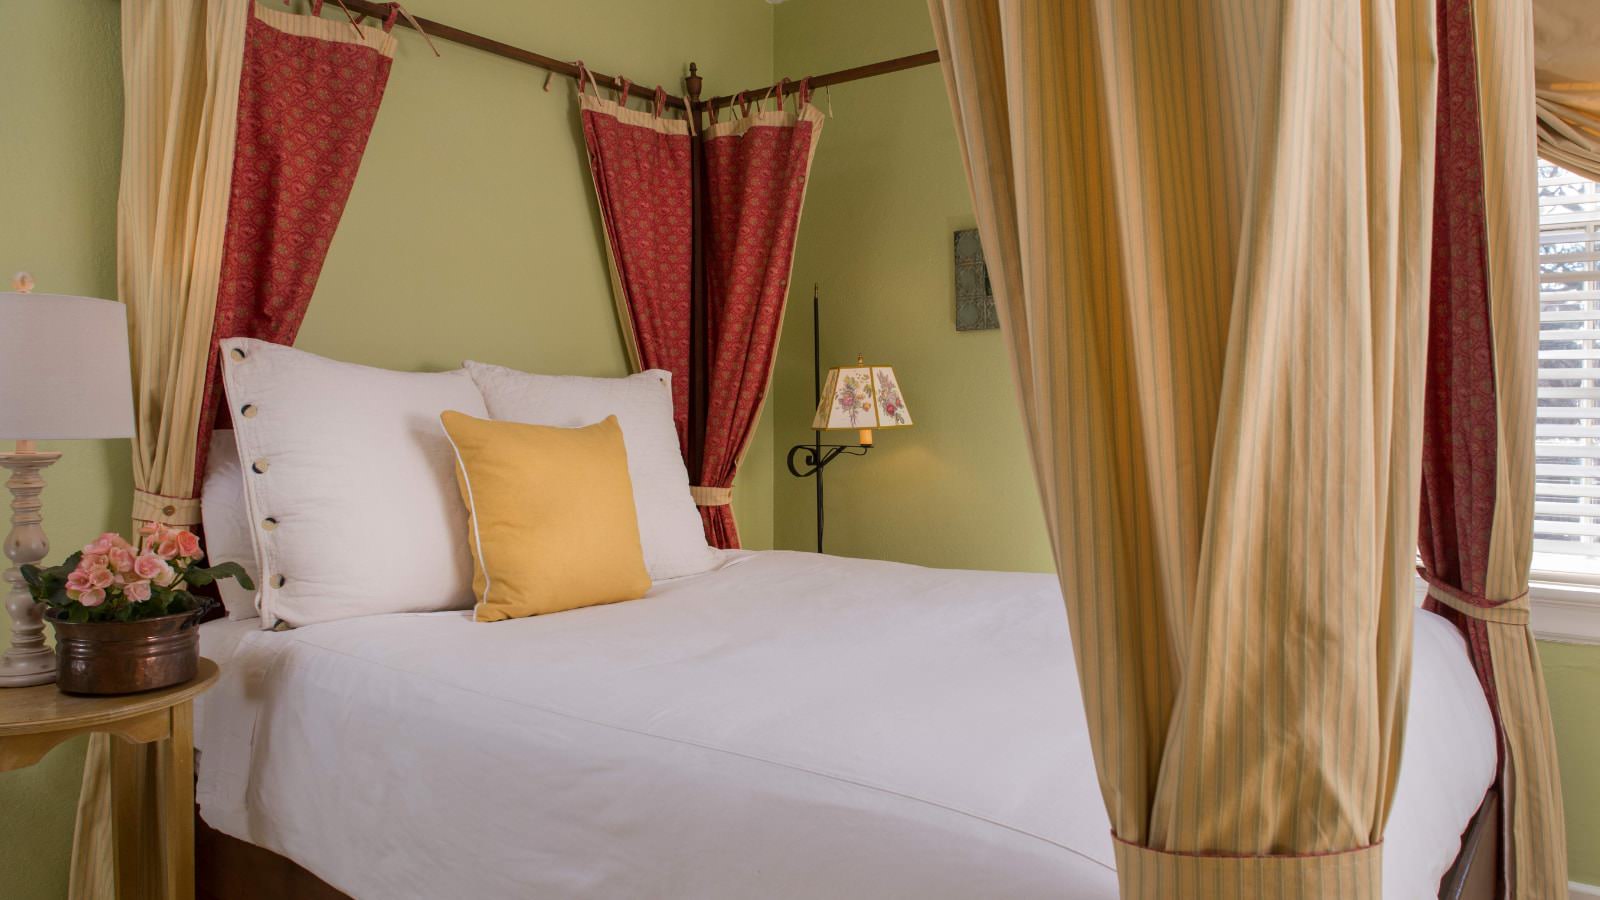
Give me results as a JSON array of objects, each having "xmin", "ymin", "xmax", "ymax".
[{"xmin": 0, "ymin": 657, "xmax": 220, "ymax": 899}]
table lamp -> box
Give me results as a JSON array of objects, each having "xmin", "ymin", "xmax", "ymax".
[{"xmin": 0, "ymin": 274, "xmax": 136, "ymax": 687}]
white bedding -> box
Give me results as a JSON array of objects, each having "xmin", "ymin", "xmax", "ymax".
[{"xmin": 196, "ymin": 551, "xmax": 1495, "ymax": 900}]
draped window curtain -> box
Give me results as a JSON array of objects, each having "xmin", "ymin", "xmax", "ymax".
[
  {"xmin": 928, "ymin": 1, "xmax": 1437, "ymax": 896},
  {"xmin": 579, "ymin": 81, "xmax": 823, "ymax": 548},
  {"xmin": 1533, "ymin": 0, "xmax": 1600, "ymax": 182},
  {"xmin": 1421, "ymin": 0, "xmax": 1570, "ymax": 895},
  {"xmin": 70, "ymin": 2, "xmax": 393, "ymax": 895}
]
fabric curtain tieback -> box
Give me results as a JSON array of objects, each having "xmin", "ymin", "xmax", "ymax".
[
  {"xmin": 1417, "ymin": 568, "xmax": 1532, "ymax": 625},
  {"xmin": 130, "ymin": 490, "xmax": 202, "ymax": 526},
  {"xmin": 1111, "ymin": 837, "xmax": 1381, "ymax": 898},
  {"xmin": 689, "ymin": 485, "xmax": 732, "ymax": 507}
]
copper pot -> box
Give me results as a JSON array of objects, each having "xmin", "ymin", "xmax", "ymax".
[{"xmin": 47, "ymin": 609, "xmax": 202, "ymax": 695}]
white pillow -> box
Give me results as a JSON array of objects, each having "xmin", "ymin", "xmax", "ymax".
[
  {"xmin": 200, "ymin": 429, "xmax": 260, "ymax": 621},
  {"xmin": 464, "ymin": 362, "xmax": 717, "ymax": 580},
  {"xmin": 222, "ymin": 339, "xmax": 488, "ymax": 628}
]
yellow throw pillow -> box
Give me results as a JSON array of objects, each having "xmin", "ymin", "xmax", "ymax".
[{"xmin": 440, "ymin": 411, "xmax": 652, "ymax": 621}]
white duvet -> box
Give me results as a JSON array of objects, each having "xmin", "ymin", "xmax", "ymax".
[{"xmin": 196, "ymin": 551, "xmax": 1495, "ymax": 900}]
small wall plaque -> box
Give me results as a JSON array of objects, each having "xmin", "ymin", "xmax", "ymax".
[{"xmin": 953, "ymin": 228, "xmax": 998, "ymax": 332}]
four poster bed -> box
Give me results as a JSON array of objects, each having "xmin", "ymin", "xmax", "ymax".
[{"xmin": 73, "ymin": 0, "xmax": 1568, "ymax": 897}]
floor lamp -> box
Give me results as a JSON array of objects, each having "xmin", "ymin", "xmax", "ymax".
[
  {"xmin": 785, "ymin": 285, "xmax": 913, "ymax": 553},
  {"xmin": 0, "ymin": 274, "xmax": 136, "ymax": 687}
]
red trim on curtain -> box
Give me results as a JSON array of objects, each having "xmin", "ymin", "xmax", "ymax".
[
  {"xmin": 578, "ymin": 102, "xmax": 695, "ymax": 453},
  {"xmin": 193, "ymin": 12, "xmax": 393, "ymax": 488},
  {"xmin": 694, "ymin": 117, "xmax": 819, "ymax": 547}
]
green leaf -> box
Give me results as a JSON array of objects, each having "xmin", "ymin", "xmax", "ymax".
[
  {"xmin": 210, "ymin": 561, "xmax": 254, "ymax": 591},
  {"xmin": 67, "ymin": 605, "xmax": 89, "ymax": 624}
]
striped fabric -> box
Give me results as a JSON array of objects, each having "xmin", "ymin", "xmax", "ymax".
[
  {"xmin": 927, "ymin": 1, "xmax": 1437, "ymax": 897},
  {"xmin": 73, "ymin": 5, "xmax": 255, "ymax": 893},
  {"xmin": 117, "ymin": 0, "xmax": 254, "ymax": 530},
  {"xmin": 1421, "ymin": 0, "xmax": 1571, "ymax": 895},
  {"xmin": 1533, "ymin": 0, "xmax": 1600, "ymax": 182}
]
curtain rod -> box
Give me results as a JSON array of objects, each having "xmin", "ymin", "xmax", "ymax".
[
  {"xmin": 704, "ymin": 50, "xmax": 941, "ymax": 109},
  {"xmin": 336, "ymin": 0, "xmax": 690, "ymax": 109},
  {"xmin": 332, "ymin": 2, "xmax": 938, "ymax": 116}
]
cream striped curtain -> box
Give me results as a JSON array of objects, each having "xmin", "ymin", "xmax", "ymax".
[
  {"xmin": 927, "ymin": 1, "xmax": 1437, "ymax": 896},
  {"xmin": 1419, "ymin": 0, "xmax": 1570, "ymax": 894},
  {"xmin": 71, "ymin": 3, "xmax": 252, "ymax": 894}
]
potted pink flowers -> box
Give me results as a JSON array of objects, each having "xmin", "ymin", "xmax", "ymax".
[{"xmin": 21, "ymin": 523, "xmax": 252, "ymax": 694}]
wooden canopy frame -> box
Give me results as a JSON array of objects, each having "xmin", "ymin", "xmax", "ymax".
[{"xmin": 335, "ymin": 0, "xmax": 939, "ymax": 120}]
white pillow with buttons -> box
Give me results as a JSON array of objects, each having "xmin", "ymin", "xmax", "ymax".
[
  {"xmin": 221, "ymin": 338, "xmax": 488, "ymax": 628},
  {"xmin": 200, "ymin": 428, "xmax": 261, "ymax": 621},
  {"xmin": 464, "ymin": 361, "xmax": 718, "ymax": 580}
]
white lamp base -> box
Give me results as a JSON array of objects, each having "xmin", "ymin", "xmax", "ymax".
[{"xmin": 0, "ymin": 447, "xmax": 61, "ymax": 687}]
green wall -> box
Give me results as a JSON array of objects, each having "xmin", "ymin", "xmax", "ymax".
[
  {"xmin": 1, "ymin": 4, "xmax": 126, "ymax": 897},
  {"xmin": 0, "ymin": 2, "xmax": 773, "ymax": 898},
  {"xmin": 770, "ymin": 0, "xmax": 1053, "ymax": 572},
  {"xmin": 770, "ymin": 0, "xmax": 1600, "ymax": 884}
]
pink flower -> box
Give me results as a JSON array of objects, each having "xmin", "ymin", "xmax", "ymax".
[
  {"xmin": 86, "ymin": 565, "xmax": 114, "ymax": 591},
  {"xmin": 108, "ymin": 546, "xmax": 136, "ymax": 573},
  {"xmin": 65, "ymin": 570, "xmax": 91, "ymax": 593},
  {"xmin": 154, "ymin": 537, "xmax": 181, "ymax": 560},
  {"xmin": 176, "ymin": 530, "xmax": 202, "ymax": 559},
  {"xmin": 85, "ymin": 531, "xmax": 134, "ymax": 556},
  {"xmin": 75, "ymin": 588, "xmax": 106, "ymax": 607},
  {"xmin": 133, "ymin": 552, "xmax": 172, "ymax": 582},
  {"xmin": 123, "ymin": 580, "xmax": 151, "ymax": 602}
]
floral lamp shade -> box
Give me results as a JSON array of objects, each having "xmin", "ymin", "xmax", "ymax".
[{"xmin": 811, "ymin": 361, "xmax": 913, "ymax": 432}]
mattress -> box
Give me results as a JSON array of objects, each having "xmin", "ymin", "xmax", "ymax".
[{"xmin": 195, "ymin": 550, "xmax": 1495, "ymax": 900}]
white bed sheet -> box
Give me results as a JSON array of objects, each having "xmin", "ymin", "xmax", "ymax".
[{"xmin": 195, "ymin": 551, "xmax": 1494, "ymax": 900}]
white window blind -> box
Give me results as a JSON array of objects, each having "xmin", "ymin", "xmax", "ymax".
[{"xmin": 1536, "ymin": 162, "xmax": 1600, "ymax": 564}]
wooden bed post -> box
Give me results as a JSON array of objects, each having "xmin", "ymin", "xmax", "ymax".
[{"xmin": 685, "ymin": 63, "xmax": 710, "ymax": 484}]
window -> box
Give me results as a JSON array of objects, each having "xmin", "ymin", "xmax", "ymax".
[{"xmin": 1536, "ymin": 162, "xmax": 1600, "ymax": 584}]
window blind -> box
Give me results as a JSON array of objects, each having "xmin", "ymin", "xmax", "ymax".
[{"xmin": 1536, "ymin": 162, "xmax": 1600, "ymax": 561}]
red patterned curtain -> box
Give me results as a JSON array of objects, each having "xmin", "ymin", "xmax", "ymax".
[
  {"xmin": 577, "ymin": 74, "xmax": 695, "ymax": 451},
  {"xmin": 1418, "ymin": 0, "xmax": 1569, "ymax": 893},
  {"xmin": 696, "ymin": 84, "xmax": 824, "ymax": 546},
  {"xmin": 194, "ymin": 1, "xmax": 397, "ymax": 485},
  {"xmin": 578, "ymin": 77, "xmax": 824, "ymax": 548}
]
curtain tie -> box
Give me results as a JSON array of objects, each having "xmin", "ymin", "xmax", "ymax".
[
  {"xmin": 131, "ymin": 490, "xmax": 202, "ymax": 527},
  {"xmin": 690, "ymin": 485, "xmax": 732, "ymax": 507},
  {"xmin": 1417, "ymin": 567, "xmax": 1530, "ymax": 625}
]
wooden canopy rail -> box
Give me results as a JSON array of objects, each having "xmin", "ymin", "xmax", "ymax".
[
  {"xmin": 329, "ymin": 0, "xmax": 939, "ymax": 116},
  {"xmin": 705, "ymin": 50, "xmax": 942, "ymax": 110}
]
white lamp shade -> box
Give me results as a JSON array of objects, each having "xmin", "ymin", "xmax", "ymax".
[
  {"xmin": 811, "ymin": 364, "xmax": 913, "ymax": 431},
  {"xmin": 0, "ymin": 292, "xmax": 136, "ymax": 440}
]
